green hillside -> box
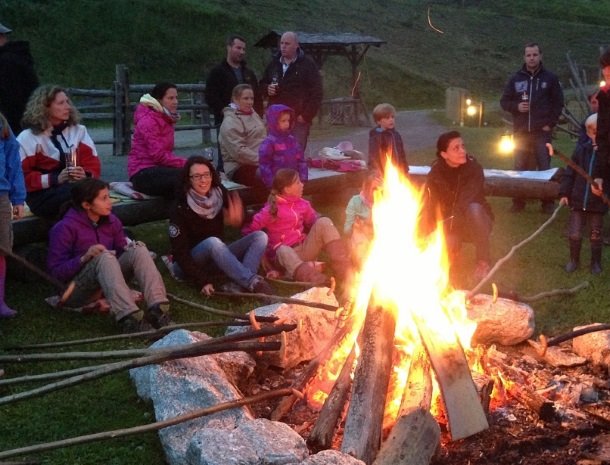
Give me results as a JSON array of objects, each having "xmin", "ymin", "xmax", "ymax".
[{"xmin": 2, "ymin": 0, "xmax": 610, "ymax": 109}]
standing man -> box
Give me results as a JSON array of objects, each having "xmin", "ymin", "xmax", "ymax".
[
  {"xmin": 261, "ymin": 31, "xmax": 323, "ymax": 150},
  {"xmin": 0, "ymin": 21, "xmax": 39, "ymax": 134},
  {"xmin": 205, "ymin": 34, "xmax": 262, "ymax": 125},
  {"xmin": 501, "ymin": 42, "xmax": 564, "ymax": 214}
]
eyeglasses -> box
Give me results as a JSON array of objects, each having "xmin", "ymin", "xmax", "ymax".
[{"xmin": 190, "ymin": 173, "xmax": 212, "ymax": 181}]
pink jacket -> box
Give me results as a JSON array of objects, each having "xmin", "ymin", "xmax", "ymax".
[
  {"xmin": 127, "ymin": 103, "xmax": 186, "ymax": 177},
  {"xmin": 243, "ymin": 194, "xmax": 318, "ymax": 255}
]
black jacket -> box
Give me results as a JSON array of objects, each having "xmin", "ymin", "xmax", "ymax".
[
  {"xmin": 368, "ymin": 127, "xmax": 409, "ymax": 176},
  {"xmin": 260, "ymin": 49, "xmax": 323, "ymax": 123},
  {"xmin": 560, "ymin": 140, "xmax": 607, "ymax": 213},
  {"xmin": 0, "ymin": 40, "xmax": 39, "ymax": 133},
  {"xmin": 594, "ymin": 86, "xmax": 610, "ymax": 180},
  {"xmin": 205, "ymin": 60, "xmax": 261, "ymax": 124},
  {"xmin": 500, "ymin": 63, "xmax": 564, "ymax": 133},
  {"xmin": 424, "ymin": 156, "xmax": 493, "ymax": 233}
]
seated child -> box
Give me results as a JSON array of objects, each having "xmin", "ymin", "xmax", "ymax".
[
  {"xmin": 368, "ymin": 103, "xmax": 409, "ymax": 176},
  {"xmin": 242, "ymin": 168, "xmax": 350, "ymax": 285},
  {"xmin": 344, "ymin": 170, "xmax": 381, "ymax": 265},
  {"xmin": 559, "ymin": 113, "xmax": 606, "ymax": 274},
  {"xmin": 259, "ymin": 104, "xmax": 308, "ymax": 189}
]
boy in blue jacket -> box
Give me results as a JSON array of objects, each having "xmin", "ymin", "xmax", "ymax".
[
  {"xmin": 368, "ymin": 103, "xmax": 409, "ymax": 177},
  {"xmin": 259, "ymin": 104, "xmax": 308, "ymax": 189},
  {"xmin": 559, "ymin": 113, "xmax": 606, "ymax": 274}
]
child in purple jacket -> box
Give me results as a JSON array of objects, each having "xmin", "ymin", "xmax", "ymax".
[{"xmin": 259, "ymin": 104, "xmax": 308, "ymax": 188}]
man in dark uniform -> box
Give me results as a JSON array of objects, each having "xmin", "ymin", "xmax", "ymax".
[{"xmin": 0, "ymin": 21, "xmax": 39, "ymax": 134}]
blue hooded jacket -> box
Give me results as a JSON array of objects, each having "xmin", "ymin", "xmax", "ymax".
[
  {"xmin": 259, "ymin": 104, "xmax": 308, "ymax": 188},
  {"xmin": 0, "ymin": 117, "xmax": 26, "ymax": 206}
]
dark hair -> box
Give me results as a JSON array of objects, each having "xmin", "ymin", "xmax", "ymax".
[
  {"xmin": 179, "ymin": 156, "xmax": 222, "ymax": 196},
  {"xmin": 436, "ymin": 131, "xmax": 462, "ymax": 157},
  {"xmin": 150, "ymin": 82, "xmax": 177, "ymax": 101},
  {"xmin": 600, "ymin": 49, "xmax": 610, "ymax": 68},
  {"xmin": 268, "ymin": 168, "xmax": 299, "ymax": 217},
  {"xmin": 226, "ymin": 34, "xmax": 246, "ymax": 47},
  {"xmin": 70, "ymin": 178, "xmax": 109, "ymax": 209},
  {"xmin": 524, "ymin": 42, "xmax": 541, "ymax": 53}
]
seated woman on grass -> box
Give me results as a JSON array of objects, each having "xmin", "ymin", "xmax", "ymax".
[
  {"xmin": 18, "ymin": 85, "xmax": 101, "ymax": 219},
  {"xmin": 128, "ymin": 82, "xmax": 187, "ymax": 198},
  {"xmin": 167, "ymin": 156, "xmax": 273, "ymax": 295},
  {"xmin": 47, "ymin": 178, "xmax": 172, "ymax": 333},
  {"xmin": 242, "ymin": 168, "xmax": 351, "ymax": 286}
]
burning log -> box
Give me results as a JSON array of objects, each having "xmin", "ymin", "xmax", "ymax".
[
  {"xmin": 398, "ymin": 345, "xmax": 433, "ymax": 416},
  {"xmin": 307, "ymin": 346, "xmax": 356, "ymax": 451},
  {"xmin": 506, "ymin": 383, "xmax": 556, "ymax": 422},
  {"xmin": 413, "ymin": 312, "xmax": 489, "ymax": 440},
  {"xmin": 372, "ymin": 408, "xmax": 440, "ymax": 465},
  {"xmin": 341, "ymin": 304, "xmax": 396, "ymax": 464}
]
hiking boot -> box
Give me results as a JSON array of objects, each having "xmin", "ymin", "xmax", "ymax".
[
  {"xmin": 250, "ymin": 276, "xmax": 274, "ymax": 295},
  {"xmin": 145, "ymin": 302, "xmax": 172, "ymax": 329},
  {"xmin": 220, "ymin": 282, "xmax": 245, "ymax": 294},
  {"xmin": 591, "ymin": 244, "xmax": 603, "ymax": 275},
  {"xmin": 119, "ymin": 312, "xmax": 153, "ymax": 334},
  {"xmin": 565, "ymin": 239, "xmax": 581, "ymax": 273}
]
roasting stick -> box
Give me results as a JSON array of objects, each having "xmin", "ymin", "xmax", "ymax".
[{"xmin": 0, "ymin": 244, "xmax": 75, "ymax": 305}]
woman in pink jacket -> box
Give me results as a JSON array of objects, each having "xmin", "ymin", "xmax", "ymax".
[
  {"xmin": 242, "ymin": 168, "xmax": 350, "ymax": 285},
  {"xmin": 128, "ymin": 82, "xmax": 186, "ymax": 198}
]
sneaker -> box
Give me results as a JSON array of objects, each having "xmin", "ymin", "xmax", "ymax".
[
  {"xmin": 251, "ymin": 276, "xmax": 274, "ymax": 295},
  {"xmin": 145, "ymin": 302, "xmax": 172, "ymax": 329},
  {"xmin": 119, "ymin": 312, "xmax": 153, "ymax": 333},
  {"xmin": 473, "ymin": 261, "xmax": 491, "ymax": 282},
  {"xmin": 161, "ymin": 255, "xmax": 183, "ymax": 282}
]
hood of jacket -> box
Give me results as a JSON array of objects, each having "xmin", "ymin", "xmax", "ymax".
[
  {"xmin": 134, "ymin": 97, "xmax": 175, "ymax": 126},
  {"xmin": 265, "ymin": 104, "xmax": 295, "ymax": 137}
]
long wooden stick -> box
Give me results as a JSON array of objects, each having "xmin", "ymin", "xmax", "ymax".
[
  {"xmin": 5, "ymin": 320, "xmax": 251, "ymax": 350},
  {"xmin": 213, "ymin": 291, "xmax": 340, "ymax": 312},
  {"xmin": 167, "ymin": 293, "xmax": 278, "ymax": 322},
  {"xmin": 0, "ymin": 340, "xmax": 281, "ymax": 406},
  {"xmin": 469, "ymin": 204, "xmax": 563, "ymax": 297},
  {"xmin": 0, "ymin": 324, "xmax": 296, "ymax": 363},
  {"xmin": 0, "ymin": 388, "xmax": 295, "ymax": 460},
  {"xmin": 0, "ymin": 363, "xmax": 106, "ymax": 386}
]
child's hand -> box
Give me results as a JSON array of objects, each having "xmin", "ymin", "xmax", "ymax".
[
  {"xmin": 224, "ymin": 191, "xmax": 244, "ymax": 227},
  {"xmin": 559, "ymin": 197, "xmax": 569, "ymax": 206},
  {"xmin": 200, "ymin": 283, "xmax": 215, "ymax": 296},
  {"xmin": 592, "ymin": 179, "xmax": 604, "ymax": 197},
  {"xmin": 12, "ymin": 204, "xmax": 24, "ymax": 220}
]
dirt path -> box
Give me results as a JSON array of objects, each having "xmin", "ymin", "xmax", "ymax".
[{"xmin": 93, "ymin": 109, "xmax": 448, "ymax": 182}]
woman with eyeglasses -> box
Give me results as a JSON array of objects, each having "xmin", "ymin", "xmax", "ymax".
[{"xmin": 167, "ymin": 156, "xmax": 273, "ymax": 295}]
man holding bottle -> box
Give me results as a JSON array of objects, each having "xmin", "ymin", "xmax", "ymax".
[{"xmin": 501, "ymin": 42, "xmax": 564, "ymax": 213}]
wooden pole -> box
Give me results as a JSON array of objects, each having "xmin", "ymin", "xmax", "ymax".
[
  {"xmin": 341, "ymin": 304, "xmax": 396, "ymax": 464},
  {"xmin": 0, "ymin": 388, "xmax": 295, "ymax": 460},
  {"xmin": 0, "ymin": 340, "xmax": 280, "ymax": 406},
  {"xmin": 213, "ymin": 291, "xmax": 340, "ymax": 312},
  {"xmin": 167, "ymin": 293, "xmax": 278, "ymax": 322}
]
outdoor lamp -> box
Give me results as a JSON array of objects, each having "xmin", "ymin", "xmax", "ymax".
[
  {"xmin": 466, "ymin": 104, "xmax": 477, "ymax": 117},
  {"xmin": 601, "ymin": 80, "xmax": 607, "ymax": 88},
  {"xmin": 498, "ymin": 133, "xmax": 514, "ymax": 154}
]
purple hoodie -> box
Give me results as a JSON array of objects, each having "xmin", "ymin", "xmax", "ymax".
[{"xmin": 259, "ymin": 104, "xmax": 308, "ymax": 188}]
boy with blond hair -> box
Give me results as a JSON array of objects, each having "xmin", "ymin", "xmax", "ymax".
[{"xmin": 368, "ymin": 103, "xmax": 409, "ymax": 176}]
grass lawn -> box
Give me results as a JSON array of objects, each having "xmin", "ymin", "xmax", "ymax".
[{"xmin": 1, "ymin": 125, "xmax": 609, "ymax": 463}]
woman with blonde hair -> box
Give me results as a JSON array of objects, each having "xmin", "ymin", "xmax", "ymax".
[{"xmin": 18, "ymin": 84, "xmax": 100, "ymax": 219}]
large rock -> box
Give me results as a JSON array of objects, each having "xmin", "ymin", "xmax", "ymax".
[
  {"xmin": 227, "ymin": 287, "xmax": 340, "ymax": 369},
  {"xmin": 130, "ymin": 330, "xmax": 256, "ymax": 465},
  {"xmin": 186, "ymin": 418, "xmax": 308, "ymax": 465},
  {"xmin": 299, "ymin": 450, "xmax": 366, "ymax": 465},
  {"xmin": 466, "ymin": 293, "xmax": 535, "ymax": 346},
  {"xmin": 572, "ymin": 323, "xmax": 610, "ymax": 365}
]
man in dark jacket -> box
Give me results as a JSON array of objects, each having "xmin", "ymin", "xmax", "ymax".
[
  {"xmin": 205, "ymin": 35, "xmax": 262, "ymax": 125},
  {"xmin": 0, "ymin": 21, "xmax": 39, "ymax": 134},
  {"xmin": 500, "ymin": 42, "xmax": 564, "ymax": 214},
  {"xmin": 260, "ymin": 31, "xmax": 323, "ymax": 149}
]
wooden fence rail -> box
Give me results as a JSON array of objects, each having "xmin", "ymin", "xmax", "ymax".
[{"xmin": 67, "ymin": 64, "xmax": 215, "ymax": 156}]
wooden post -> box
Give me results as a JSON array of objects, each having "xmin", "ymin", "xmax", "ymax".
[
  {"xmin": 113, "ymin": 64, "xmax": 130, "ymax": 156},
  {"xmin": 341, "ymin": 305, "xmax": 396, "ymax": 464}
]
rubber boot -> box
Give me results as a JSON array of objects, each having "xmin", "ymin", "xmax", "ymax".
[
  {"xmin": 591, "ymin": 242, "xmax": 603, "ymax": 275},
  {"xmin": 324, "ymin": 239, "xmax": 352, "ymax": 283},
  {"xmin": 293, "ymin": 262, "xmax": 328, "ymax": 286},
  {"xmin": 0, "ymin": 256, "xmax": 17, "ymax": 318},
  {"xmin": 565, "ymin": 239, "xmax": 581, "ymax": 273}
]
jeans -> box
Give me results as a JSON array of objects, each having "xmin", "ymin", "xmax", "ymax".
[
  {"xmin": 276, "ymin": 217, "xmax": 341, "ymax": 277},
  {"xmin": 446, "ymin": 203, "xmax": 493, "ymax": 263},
  {"xmin": 189, "ymin": 231, "xmax": 267, "ymax": 289},
  {"xmin": 513, "ymin": 130, "xmax": 553, "ymax": 209},
  {"xmin": 65, "ymin": 241, "xmax": 168, "ymax": 321}
]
